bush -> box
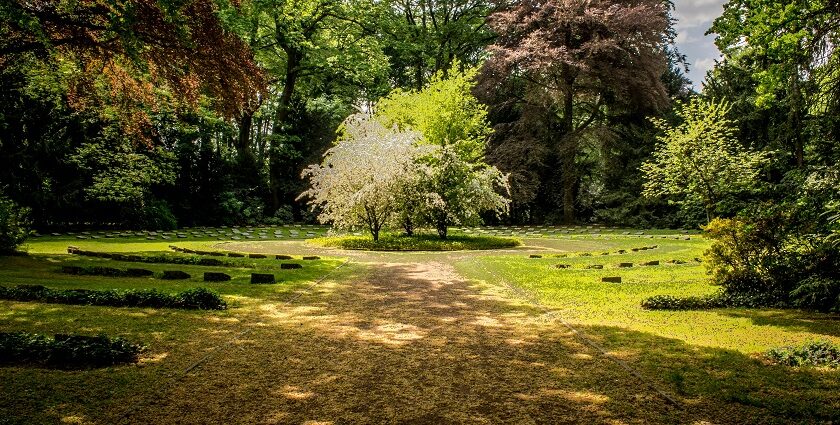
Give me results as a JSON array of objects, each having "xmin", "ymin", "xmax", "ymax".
[
  {"xmin": 0, "ymin": 332, "xmax": 143, "ymax": 369},
  {"xmin": 703, "ymin": 214, "xmax": 840, "ymax": 311},
  {"xmin": 0, "ymin": 284, "xmax": 226, "ymax": 310},
  {"xmin": 790, "ymin": 277, "xmax": 840, "ymax": 312},
  {"xmin": 0, "ymin": 195, "xmax": 30, "ymax": 254},
  {"xmin": 175, "ymin": 288, "xmax": 226, "ymax": 309},
  {"xmin": 139, "ymin": 199, "xmax": 178, "ymax": 230},
  {"xmin": 764, "ymin": 341, "xmax": 840, "ymax": 368}
]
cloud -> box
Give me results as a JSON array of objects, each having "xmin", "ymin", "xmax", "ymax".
[{"xmin": 672, "ymin": 0, "xmax": 728, "ymax": 89}]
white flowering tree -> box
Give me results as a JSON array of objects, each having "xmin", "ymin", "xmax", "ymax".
[
  {"xmin": 299, "ymin": 114, "xmax": 421, "ymax": 241},
  {"xmin": 418, "ymin": 146, "xmax": 510, "ymax": 239}
]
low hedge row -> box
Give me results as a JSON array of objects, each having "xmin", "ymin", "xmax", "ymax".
[
  {"xmin": 641, "ymin": 292, "xmax": 782, "ymax": 310},
  {"xmin": 0, "ymin": 332, "xmax": 143, "ymax": 369},
  {"xmin": 67, "ymin": 248, "xmax": 245, "ymax": 268},
  {"xmin": 0, "ymin": 285, "xmax": 226, "ymax": 310},
  {"xmin": 641, "ymin": 294, "xmax": 726, "ymax": 310},
  {"xmin": 62, "ymin": 266, "xmax": 154, "ymax": 277}
]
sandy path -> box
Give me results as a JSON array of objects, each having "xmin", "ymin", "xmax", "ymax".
[{"xmin": 126, "ymin": 261, "xmax": 684, "ymax": 424}]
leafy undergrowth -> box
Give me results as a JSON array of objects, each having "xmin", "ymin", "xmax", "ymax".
[
  {"xmin": 765, "ymin": 340, "xmax": 840, "ymax": 368},
  {"xmin": 0, "ymin": 332, "xmax": 143, "ymax": 369},
  {"xmin": 310, "ymin": 233, "xmax": 521, "ymax": 251}
]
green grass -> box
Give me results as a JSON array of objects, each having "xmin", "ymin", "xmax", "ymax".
[
  {"xmin": 454, "ymin": 235, "xmax": 840, "ymax": 422},
  {"xmin": 309, "ymin": 233, "xmax": 521, "ymax": 251},
  {"xmin": 4, "ymin": 229, "xmax": 840, "ymax": 423},
  {"xmin": 0, "ymin": 233, "xmax": 346, "ymax": 424}
]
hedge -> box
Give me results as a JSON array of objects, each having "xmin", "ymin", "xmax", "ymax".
[
  {"xmin": 0, "ymin": 332, "xmax": 143, "ymax": 369},
  {"xmin": 0, "ymin": 285, "xmax": 226, "ymax": 310}
]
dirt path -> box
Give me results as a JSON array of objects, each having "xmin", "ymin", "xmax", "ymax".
[{"xmin": 128, "ymin": 261, "xmax": 685, "ymax": 424}]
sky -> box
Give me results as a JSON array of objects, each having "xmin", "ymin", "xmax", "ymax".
[{"xmin": 672, "ymin": 0, "xmax": 728, "ymax": 89}]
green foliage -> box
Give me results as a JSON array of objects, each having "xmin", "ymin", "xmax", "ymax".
[
  {"xmin": 642, "ymin": 99, "xmax": 767, "ymax": 222},
  {"xmin": 765, "ymin": 341, "xmax": 840, "ymax": 369},
  {"xmin": 703, "ymin": 215, "xmax": 840, "ymax": 311},
  {"xmin": 0, "ymin": 195, "xmax": 30, "ymax": 254},
  {"xmin": 138, "ymin": 199, "xmax": 178, "ymax": 230},
  {"xmin": 70, "ymin": 137, "xmax": 176, "ymax": 204},
  {"xmin": 378, "ymin": 65, "xmax": 490, "ymax": 161},
  {"xmin": 0, "ymin": 284, "xmax": 227, "ymax": 310},
  {"xmin": 0, "ymin": 331, "xmax": 143, "ymax": 369},
  {"xmin": 310, "ymin": 234, "xmax": 520, "ymax": 251}
]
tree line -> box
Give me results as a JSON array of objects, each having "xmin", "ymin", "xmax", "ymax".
[{"xmin": 0, "ymin": 0, "xmax": 837, "ymax": 237}]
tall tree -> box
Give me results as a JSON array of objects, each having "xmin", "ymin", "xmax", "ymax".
[
  {"xmin": 233, "ymin": 0, "xmax": 389, "ymax": 210},
  {"xmin": 382, "ymin": 0, "xmax": 498, "ymax": 90},
  {"xmin": 479, "ymin": 0, "xmax": 671, "ymax": 223},
  {"xmin": 709, "ymin": 0, "xmax": 840, "ymax": 169},
  {"xmin": 1, "ymin": 0, "xmax": 266, "ymax": 136}
]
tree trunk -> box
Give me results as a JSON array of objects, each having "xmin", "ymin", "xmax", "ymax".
[
  {"xmin": 269, "ymin": 49, "xmax": 301, "ymax": 211},
  {"xmin": 403, "ymin": 215, "xmax": 414, "ymax": 237},
  {"xmin": 235, "ymin": 110, "xmax": 260, "ymax": 184},
  {"xmin": 560, "ymin": 76, "xmax": 577, "ymax": 224},
  {"xmin": 562, "ymin": 170, "xmax": 575, "ymax": 224},
  {"xmin": 436, "ymin": 219, "xmax": 448, "ymax": 239}
]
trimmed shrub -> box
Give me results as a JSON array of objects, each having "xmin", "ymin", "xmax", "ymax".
[
  {"xmin": 275, "ymin": 255, "xmax": 293, "ymax": 260},
  {"xmin": 0, "ymin": 332, "xmax": 143, "ymax": 369},
  {"xmin": 176, "ymin": 288, "xmax": 227, "ymax": 309},
  {"xmin": 0, "ymin": 195, "xmax": 30, "ymax": 255},
  {"xmin": 203, "ymin": 272, "xmax": 231, "ymax": 282},
  {"xmin": 764, "ymin": 341, "xmax": 840, "ymax": 368},
  {"xmin": 280, "ymin": 263, "xmax": 302, "ymax": 269},
  {"xmin": 161, "ymin": 270, "xmax": 191, "ymax": 280},
  {"xmin": 250, "ymin": 273, "xmax": 275, "ymax": 284},
  {"xmin": 0, "ymin": 285, "xmax": 226, "ymax": 310}
]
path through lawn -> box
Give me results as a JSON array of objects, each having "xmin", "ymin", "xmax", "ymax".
[{"xmin": 123, "ymin": 260, "xmax": 685, "ymax": 424}]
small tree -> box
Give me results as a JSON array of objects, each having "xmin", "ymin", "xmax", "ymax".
[
  {"xmin": 641, "ymin": 99, "xmax": 767, "ymax": 223},
  {"xmin": 299, "ymin": 114, "xmax": 421, "ymax": 241},
  {"xmin": 418, "ymin": 146, "xmax": 510, "ymax": 239},
  {"xmin": 377, "ymin": 65, "xmax": 510, "ymax": 238},
  {"xmin": 0, "ymin": 195, "xmax": 30, "ymax": 255}
]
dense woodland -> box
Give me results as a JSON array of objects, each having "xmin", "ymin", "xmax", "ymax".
[{"xmin": 0, "ymin": 0, "xmax": 837, "ymax": 234}]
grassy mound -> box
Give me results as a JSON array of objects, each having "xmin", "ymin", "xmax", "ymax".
[{"xmin": 310, "ymin": 233, "xmax": 520, "ymax": 251}]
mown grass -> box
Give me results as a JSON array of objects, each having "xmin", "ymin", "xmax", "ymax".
[
  {"xmin": 309, "ymin": 233, "xmax": 521, "ymax": 251},
  {"xmin": 454, "ymin": 236, "xmax": 840, "ymax": 422}
]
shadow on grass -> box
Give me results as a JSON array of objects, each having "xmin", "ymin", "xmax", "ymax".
[
  {"xmin": 124, "ymin": 263, "xmax": 839, "ymax": 425},
  {"xmin": 716, "ymin": 309, "xmax": 840, "ymax": 339}
]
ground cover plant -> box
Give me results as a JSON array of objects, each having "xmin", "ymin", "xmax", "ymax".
[
  {"xmin": 0, "ymin": 332, "xmax": 143, "ymax": 369},
  {"xmin": 764, "ymin": 340, "xmax": 840, "ymax": 369}
]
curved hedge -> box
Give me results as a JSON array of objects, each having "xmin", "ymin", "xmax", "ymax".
[
  {"xmin": 309, "ymin": 234, "xmax": 520, "ymax": 251},
  {"xmin": 0, "ymin": 285, "xmax": 226, "ymax": 310}
]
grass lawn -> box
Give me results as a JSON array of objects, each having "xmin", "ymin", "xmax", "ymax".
[
  {"xmin": 455, "ymin": 235, "xmax": 840, "ymax": 422},
  {"xmin": 0, "ymin": 234, "xmax": 344, "ymax": 424},
  {"xmin": 1, "ymin": 228, "xmax": 838, "ymax": 423}
]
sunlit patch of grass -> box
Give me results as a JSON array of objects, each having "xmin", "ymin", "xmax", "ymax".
[
  {"xmin": 454, "ymin": 235, "xmax": 840, "ymax": 421},
  {"xmin": 309, "ymin": 233, "xmax": 520, "ymax": 251}
]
